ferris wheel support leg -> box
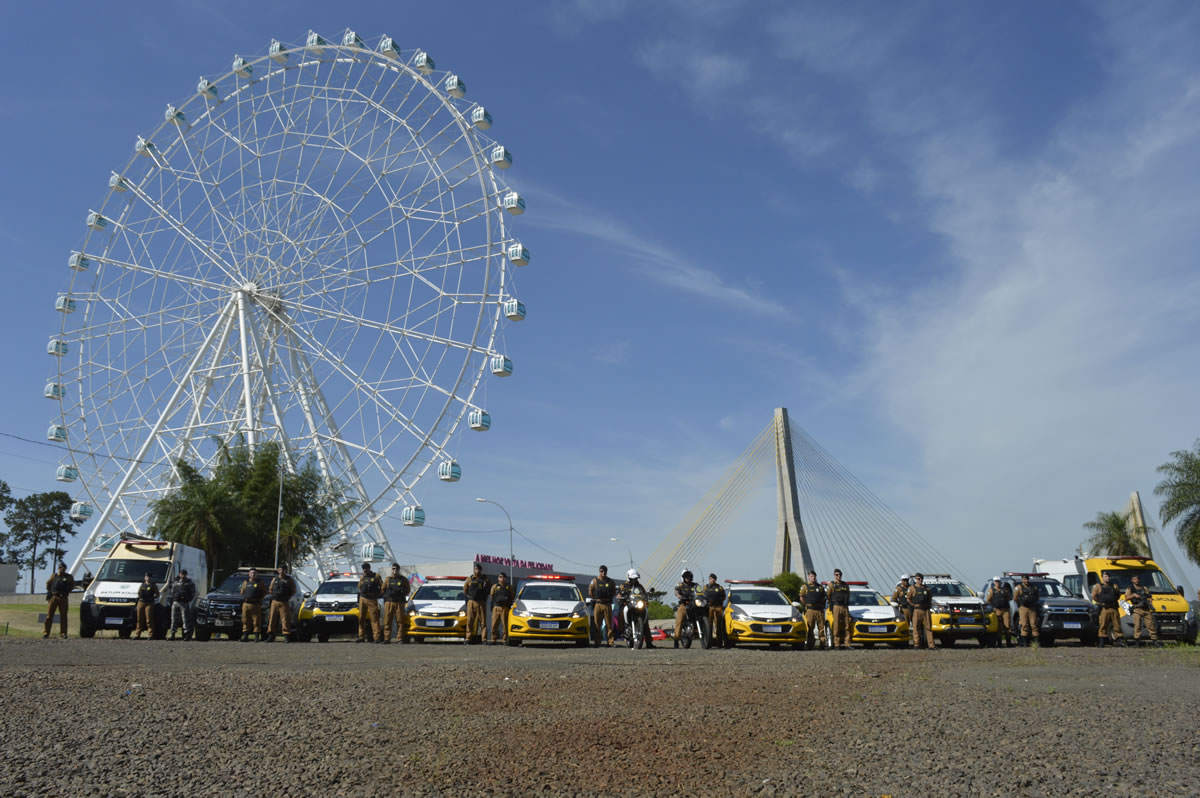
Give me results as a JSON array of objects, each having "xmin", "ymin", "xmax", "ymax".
[
  {"xmin": 68, "ymin": 296, "xmax": 238, "ymax": 575},
  {"xmin": 235, "ymin": 290, "xmax": 257, "ymax": 451},
  {"xmin": 172, "ymin": 304, "xmax": 238, "ymax": 473},
  {"xmin": 244, "ymin": 312, "xmax": 299, "ymax": 474}
]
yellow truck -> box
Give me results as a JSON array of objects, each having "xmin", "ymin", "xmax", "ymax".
[{"xmin": 1034, "ymin": 556, "xmax": 1196, "ymax": 644}]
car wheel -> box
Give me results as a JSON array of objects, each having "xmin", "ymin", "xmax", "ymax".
[
  {"xmin": 317, "ymin": 633, "xmax": 329, "ymax": 643},
  {"xmin": 194, "ymin": 628, "xmax": 212, "ymax": 642},
  {"xmin": 1039, "ymin": 635, "xmax": 1055, "ymax": 648},
  {"xmin": 118, "ymin": 628, "xmax": 132, "ymax": 639},
  {"xmin": 941, "ymin": 637, "xmax": 955, "ymax": 648},
  {"xmin": 227, "ymin": 631, "xmax": 241, "ymax": 640},
  {"xmin": 863, "ymin": 643, "xmax": 875, "ymax": 649},
  {"xmin": 575, "ymin": 639, "xmax": 589, "ymax": 647},
  {"xmin": 506, "ymin": 637, "xmax": 521, "ymax": 647},
  {"xmin": 79, "ymin": 626, "xmax": 95, "ymax": 639},
  {"xmin": 790, "ymin": 642, "xmax": 803, "ymax": 650}
]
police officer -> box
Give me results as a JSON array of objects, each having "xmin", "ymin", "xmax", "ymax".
[
  {"xmin": 828, "ymin": 569, "xmax": 852, "ymax": 650},
  {"xmin": 463, "ymin": 563, "xmax": 490, "ymax": 644},
  {"xmin": 1125, "ymin": 575, "xmax": 1158, "ymax": 644},
  {"xmin": 908, "ymin": 573, "xmax": 935, "ymax": 649},
  {"xmin": 265, "ymin": 565, "xmax": 295, "ymax": 643},
  {"xmin": 240, "ymin": 568, "xmax": 266, "ymax": 642},
  {"xmin": 1091, "ymin": 571, "xmax": 1121, "ymax": 646},
  {"xmin": 703, "ymin": 573, "xmax": 727, "ymax": 649},
  {"xmin": 985, "ymin": 578, "xmax": 1014, "ymax": 647},
  {"xmin": 357, "ymin": 562, "xmax": 383, "ymax": 643},
  {"xmin": 168, "ymin": 569, "xmax": 197, "ymax": 641},
  {"xmin": 891, "ymin": 577, "xmax": 913, "ymax": 628},
  {"xmin": 383, "ymin": 563, "xmax": 410, "ymax": 644},
  {"xmin": 489, "ymin": 572, "xmax": 515, "ymax": 645},
  {"xmin": 798, "ymin": 570, "xmax": 827, "ymax": 650},
  {"xmin": 1013, "ymin": 574, "xmax": 1040, "ymax": 647},
  {"xmin": 588, "ymin": 565, "xmax": 617, "ymax": 647},
  {"xmin": 133, "ymin": 572, "xmax": 159, "ymax": 639},
  {"xmin": 673, "ymin": 569, "xmax": 698, "ymax": 649},
  {"xmin": 43, "ymin": 562, "xmax": 74, "ymax": 639}
]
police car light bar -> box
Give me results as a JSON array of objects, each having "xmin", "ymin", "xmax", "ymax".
[
  {"xmin": 120, "ymin": 539, "xmax": 169, "ymax": 547},
  {"xmin": 527, "ymin": 574, "xmax": 575, "ymax": 581},
  {"xmin": 725, "ymin": 579, "xmax": 774, "ymax": 585},
  {"xmin": 1003, "ymin": 572, "xmax": 1049, "ymax": 577},
  {"xmin": 425, "ymin": 575, "xmax": 468, "ymax": 581},
  {"xmin": 846, "ymin": 581, "xmax": 869, "ymax": 586},
  {"xmin": 1106, "ymin": 557, "xmax": 1152, "ymax": 563}
]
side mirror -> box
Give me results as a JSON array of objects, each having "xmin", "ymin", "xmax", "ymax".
[
  {"xmin": 791, "ymin": 601, "xmax": 802, "ymax": 609},
  {"xmin": 303, "ymin": 591, "xmax": 311, "ymax": 599}
]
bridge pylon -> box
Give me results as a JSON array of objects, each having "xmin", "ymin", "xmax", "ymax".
[{"xmin": 772, "ymin": 407, "xmax": 814, "ymax": 577}]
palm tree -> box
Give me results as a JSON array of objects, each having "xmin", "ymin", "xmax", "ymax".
[
  {"xmin": 1155, "ymin": 440, "xmax": 1200, "ymax": 566},
  {"xmin": 1082, "ymin": 510, "xmax": 1149, "ymax": 557},
  {"xmin": 150, "ymin": 463, "xmax": 244, "ymax": 576}
]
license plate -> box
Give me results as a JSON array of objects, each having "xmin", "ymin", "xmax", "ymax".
[
  {"xmin": 105, "ymin": 617, "xmax": 123, "ymax": 625},
  {"xmin": 1063, "ymin": 622, "xmax": 1081, "ymax": 629},
  {"xmin": 324, "ymin": 615, "xmax": 344, "ymax": 622},
  {"xmin": 1160, "ymin": 623, "xmax": 1182, "ymax": 632},
  {"xmin": 763, "ymin": 624, "xmax": 782, "ymax": 633},
  {"xmin": 868, "ymin": 625, "xmax": 888, "ymax": 633},
  {"xmin": 216, "ymin": 620, "xmax": 233, "ymax": 626},
  {"xmin": 540, "ymin": 621, "xmax": 561, "ymax": 630},
  {"xmin": 426, "ymin": 619, "xmax": 445, "ymax": 627}
]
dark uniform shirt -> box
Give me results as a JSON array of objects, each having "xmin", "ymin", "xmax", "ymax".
[
  {"xmin": 269, "ymin": 576, "xmax": 294, "ymax": 601},
  {"xmin": 1126, "ymin": 585, "xmax": 1152, "ymax": 610},
  {"xmin": 358, "ymin": 572, "xmax": 383, "ymax": 600},
  {"xmin": 891, "ymin": 584, "xmax": 911, "ymax": 609},
  {"xmin": 46, "ymin": 572, "xmax": 75, "ymax": 598},
  {"xmin": 384, "ymin": 574, "xmax": 410, "ymax": 602},
  {"xmin": 1093, "ymin": 582, "xmax": 1120, "ymax": 609},
  {"xmin": 828, "ymin": 580, "xmax": 851, "ymax": 608},
  {"xmin": 799, "ymin": 582, "xmax": 827, "ymax": 610},
  {"xmin": 138, "ymin": 582, "xmax": 160, "ymax": 603},
  {"xmin": 172, "ymin": 577, "xmax": 197, "ymax": 604},
  {"xmin": 490, "ymin": 583, "xmax": 514, "ymax": 608},
  {"xmin": 703, "ymin": 582, "xmax": 726, "ymax": 607},
  {"xmin": 241, "ymin": 578, "xmax": 265, "ymax": 604},
  {"xmin": 589, "ymin": 576, "xmax": 616, "ymax": 603},
  {"xmin": 986, "ymin": 584, "xmax": 1012, "ymax": 610},
  {"xmin": 674, "ymin": 580, "xmax": 697, "ymax": 603},
  {"xmin": 464, "ymin": 574, "xmax": 490, "ymax": 602},
  {"xmin": 1014, "ymin": 584, "xmax": 1040, "ymax": 609},
  {"xmin": 908, "ymin": 584, "xmax": 933, "ymax": 610}
]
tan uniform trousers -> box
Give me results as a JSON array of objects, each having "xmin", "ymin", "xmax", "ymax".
[
  {"xmin": 358, "ymin": 598, "xmax": 381, "ymax": 641},
  {"xmin": 1097, "ymin": 607, "xmax": 1121, "ymax": 641},
  {"xmin": 135, "ymin": 600, "xmax": 155, "ymax": 637},
  {"xmin": 831, "ymin": 605, "xmax": 852, "ymax": 647},
  {"xmin": 911, "ymin": 608, "xmax": 934, "ymax": 648},
  {"xmin": 995, "ymin": 608, "xmax": 1012, "ymax": 637},
  {"xmin": 1017, "ymin": 606, "xmax": 1039, "ymax": 638},
  {"xmin": 44, "ymin": 595, "xmax": 69, "ymax": 638},
  {"xmin": 593, "ymin": 602, "xmax": 614, "ymax": 644},
  {"xmin": 707, "ymin": 606, "xmax": 724, "ymax": 645},
  {"xmin": 384, "ymin": 600, "xmax": 407, "ymax": 642},
  {"xmin": 804, "ymin": 608, "xmax": 827, "ymax": 649},
  {"xmin": 465, "ymin": 599, "xmax": 486, "ymax": 641},
  {"xmin": 1131, "ymin": 608, "xmax": 1157, "ymax": 641},
  {"xmin": 673, "ymin": 604, "xmax": 688, "ymax": 640},
  {"xmin": 242, "ymin": 601, "xmax": 261, "ymax": 636},
  {"xmin": 901, "ymin": 607, "xmax": 913, "ymax": 626},
  {"xmin": 267, "ymin": 600, "xmax": 291, "ymax": 636},
  {"xmin": 490, "ymin": 605, "xmax": 509, "ymax": 642}
]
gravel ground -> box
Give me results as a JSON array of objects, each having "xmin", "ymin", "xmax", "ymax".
[{"xmin": 1, "ymin": 637, "xmax": 1197, "ymax": 797}]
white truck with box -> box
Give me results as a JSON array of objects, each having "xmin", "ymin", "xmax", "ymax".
[{"xmin": 78, "ymin": 538, "xmax": 207, "ymax": 638}]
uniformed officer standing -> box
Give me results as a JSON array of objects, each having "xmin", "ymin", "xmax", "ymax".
[
  {"xmin": 1013, "ymin": 574, "xmax": 1040, "ymax": 647},
  {"xmin": 133, "ymin": 572, "xmax": 159, "ymax": 639},
  {"xmin": 1125, "ymin": 575, "xmax": 1158, "ymax": 644},
  {"xmin": 703, "ymin": 573, "xmax": 727, "ymax": 649},
  {"xmin": 588, "ymin": 565, "xmax": 617, "ymax": 647},
  {"xmin": 168, "ymin": 569, "xmax": 197, "ymax": 641},
  {"xmin": 908, "ymin": 573, "xmax": 935, "ymax": 649},
  {"xmin": 265, "ymin": 565, "xmax": 295, "ymax": 642},
  {"xmin": 357, "ymin": 562, "xmax": 384, "ymax": 643},
  {"xmin": 798, "ymin": 570, "xmax": 827, "ymax": 650},
  {"xmin": 463, "ymin": 563, "xmax": 490, "ymax": 644},
  {"xmin": 1091, "ymin": 572, "xmax": 1122, "ymax": 646},
  {"xmin": 43, "ymin": 563, "xmax": 74, "ymax": 639},
  {"xmin": 240, "ymin": 568, "xmax": 266, "ymax": 642},
  {"xmin": 672, "ymin": 570, "xmax": 698, "ymax": 649},
  {"xmin": 382, "ymin": 563, "xmax": 410, "ymax": 644},
  {"xmin": 489, "ymin": 572, "xmax": 514, "ymax": 645},
  {"xmin": 891, "ymin": 577, "xmax": 912, "ymax": 628},
  {"xmin": 828, "ymin": 569, "xmax": 852, "ymax": 650},
  {"xmin": 985, "ymin": 578, "xmax": 1014, "ymax": 647}
]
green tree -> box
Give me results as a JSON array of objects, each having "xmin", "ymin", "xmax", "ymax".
[
  {"xmin": 1155, "ymin": 440, "xmax": 1200, "ymax": 566},
  {"xmin": 1082, "ymin": 509, "xmax": 1149, "ymax": 558},
  {"xmin": 2, "ymin": 491, "xmax": 81, "ymax": 592},
  {"xmin": 151, "ymin": 440, "xmax": 349, "ymax": 576},
  {"xmin": 773, "ymin": 571, "xmax": 804, "ymax": 602}
]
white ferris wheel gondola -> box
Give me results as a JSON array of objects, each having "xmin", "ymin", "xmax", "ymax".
[{"xmin": 49, "ymin": 31, "xmax": 533, "ymax": 581}]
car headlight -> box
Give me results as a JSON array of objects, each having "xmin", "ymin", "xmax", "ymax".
[
  {"xmin": 790, "ymin": 610, "xmax": 803, "ymax": 622},
  {"xmin": 571, "ymin": 602, "xmax": 586, "ymax": 619},
  {"xmin": 195, "ymin": 597, "xmax": 208, "ymax": 611},
  {"xmin": 732, "ymin": 610, "xmax": 752, "ymax": 622},
  {"xmin": 513, "ymin": 602, "xmax": 531, "ymax": 618},
  {"xmin": 406, "ymin": 602, "xmax": 415, "ymax": 614},
  {"xmin": 1186, "ymin": 608, "xmax": 1195, "ymax": 623}
]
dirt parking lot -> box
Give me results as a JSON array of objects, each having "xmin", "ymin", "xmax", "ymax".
[{"xmin": 1, "ymin": 638, "xmax": 1196, "ymax": 797}]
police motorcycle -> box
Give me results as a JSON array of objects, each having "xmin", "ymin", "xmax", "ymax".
[
  {"xmin": 677, "ymin": 582, "xmax": 711, "ymax": 650},
  {"xmin": 618, "ymin": 569, "xmax": 652, "ymax": 649}
]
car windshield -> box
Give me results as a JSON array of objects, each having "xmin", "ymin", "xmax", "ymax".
[
  {"xmin": 850, "ymin": 591, "xmax": 889, "ymax": 607},
  {"xmin": 215, "ymin": 573, "xmax": 260, "ymax": 593},
  {"xmin": 729, "ymin": 588, "xmax": 787, "ymax": 605},
  {"xmin": 1101, "ymin": 569, "xmax": 1174, "ymax": 592},
  {"xmin": 413, "ymin": 585, "xmax": 464, "ymax": 601},
  {"xmin": 96, "ymin": 559, "xmax": 170, "ymax": 583},
  {"xmin": 315, "ymin": 581, "xmax": 359, "ymax": 595},
  {"xmin": 926, "ymin": 582, "xmax": 971, "ymax": 597},
  {"xmin": 1032, "ymin": 581, "xmax": 1073, "ymax": 598},
  {"xmin": 520, "ymin": 584, "xmax": 579, "ymax": 602}
]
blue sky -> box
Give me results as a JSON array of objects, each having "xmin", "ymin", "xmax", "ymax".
[{"xmin": 2, "ymin": 1, "xmax": 1199, "ymax": 592}]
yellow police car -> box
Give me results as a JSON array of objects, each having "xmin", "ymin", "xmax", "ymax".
[
  {"xmin": 296, "ymin": 573, "xmax": 362, "ymax": 642},
  {"xmin": 507, "ymin": 575, "xmax": 590, "ymax": 646},
  {"xmin": 899, "ymin": 573, "xmax": 998, "ymax": 647},
  {"xmin": 824, "ymin": 582, "xmax": 910, "ymax": 648},
  {"xmin": 406, "ymin": 576, "xmax": 470, "ymax": 641},
  {"xmin": 722, "ymin": 580, "xmax": 807, "ymax": 649}
]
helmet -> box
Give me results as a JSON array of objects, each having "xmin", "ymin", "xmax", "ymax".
[
  {"xmin": 682, "ymin": 569, "xmax": 693, "ymax": 580},
  {"xmin": 627, "ymin": 568, "xmax": 640, "ymax": 580}
]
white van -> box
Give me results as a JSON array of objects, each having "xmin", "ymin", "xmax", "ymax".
[{"xmin": 78, "ymin": 538, "xmax": 207, "ymax": 638}]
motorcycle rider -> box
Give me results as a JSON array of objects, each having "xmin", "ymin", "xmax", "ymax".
[
  {"xmin": 618, "ymin": 569, "xmax": 655, "ymax": 648},
  {"xmin": 703, "ymin": 573, "xmax": 726, "ymax": 648},
  {"xmin": 673, "ymin": 569, "xmax": 699, "ymax": 649}
]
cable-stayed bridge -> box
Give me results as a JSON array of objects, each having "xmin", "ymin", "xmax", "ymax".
[{"xmin": 640, "ymin": 408, "xmax": 964, "ymax": 591}]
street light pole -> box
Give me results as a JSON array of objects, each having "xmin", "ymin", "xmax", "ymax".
[
  {"xmin": 610, "ymin": 537, "xmax": 634, "ymax": 571},
  {"xmin": 476, "ymin": 497, "xmax": 514, "ymax": 582}
]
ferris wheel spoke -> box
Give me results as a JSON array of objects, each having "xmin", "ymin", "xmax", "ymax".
[{"xmin": 119, "ymin": 179, "xmax": 240, "ymax": 285}]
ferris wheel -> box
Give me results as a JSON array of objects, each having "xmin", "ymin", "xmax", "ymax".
[{"xmin": 46, "ymin": 30, "xmax": 530, "ymax": 579}]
